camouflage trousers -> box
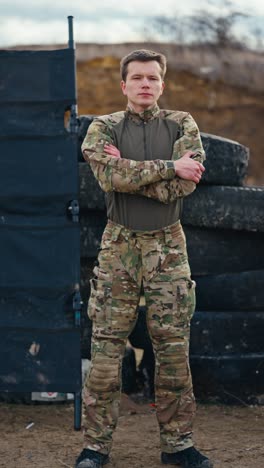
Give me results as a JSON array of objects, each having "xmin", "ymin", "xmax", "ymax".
[{"xmin": 82, "ymin": 219, "xmax": 196, "ymax": 455}]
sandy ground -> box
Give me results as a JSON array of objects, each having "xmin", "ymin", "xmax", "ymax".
[{"xmin": 1, "ymin": 395, "xmax": 264, "ymax": 468}]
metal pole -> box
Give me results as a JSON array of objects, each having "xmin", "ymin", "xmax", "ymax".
[
  {"xmin": 73, "ymin": 287, "xmax": 82, "ymax": 430},
  {"xmin": 67, "ymin": 15, "xmax": 78, "ymax": 133},
  {"xmin": 68, "ymin": 15, "xmax": 74, "ymax": 49},
  {"xmin": 67, "ymin": 16, "xmax": 81, "ymax": 429}
]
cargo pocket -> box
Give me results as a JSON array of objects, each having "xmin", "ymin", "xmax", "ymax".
[
  {"xmin": 174, "ymin": 279, "xmax": 196, "ymax": 326},
  {"xmin": 159, "ymin": 237, "xmax": 190, "ymax": 278},
  {"xmin": 87, "ymin": 278, "xmax": 112, "ymax": 323}
]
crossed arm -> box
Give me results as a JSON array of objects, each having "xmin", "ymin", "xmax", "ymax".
[
  {"xmin": 81, "ymin": 113, "xmax": 205, "ymax": 203},
  {"xmin": 136, "ymin": 114, "xmax": 206, "ymax": 203}
]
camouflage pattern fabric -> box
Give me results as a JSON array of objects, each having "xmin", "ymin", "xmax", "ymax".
[
  {"xmin": 81, "ymin": 105, "xmax": 205, "ymax": 202},
  {"xmin": 82, "ymin": 219, "xmax": 196, "ymax": 455}
]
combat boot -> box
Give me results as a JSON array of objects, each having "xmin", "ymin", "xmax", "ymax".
[
  {"xmin": 161, "ymin": 446, "xmax": 213, "ymax": 467},
  {"xmin": 75, "ymin": 448, "xmax": 109, "ymax": 468}
]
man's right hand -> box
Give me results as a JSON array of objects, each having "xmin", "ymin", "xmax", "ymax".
[
  {"xmin": 174, "ymin": 151, "xmax": 205, "ymax": 184},
  {"xmin": 104, "ymin": 144, "xmax": 121, "ymax": 158}
]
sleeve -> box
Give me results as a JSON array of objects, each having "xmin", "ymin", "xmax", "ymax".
[
  {"xmin": 81, "ymin": 118, "xmax": 176, "ymax": 193},
  {"xmin": 136, "ymin": 113, "xmax": 206, "ymax": 204}
]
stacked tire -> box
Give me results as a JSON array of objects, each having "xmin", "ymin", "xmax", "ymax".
[
  {"xmin": 184, "ymin": 134, "xmax": 264, "ymax": 404},
  {"xmin": 78, "ymin": 117, "xmax": 264, "ymax": 404}
]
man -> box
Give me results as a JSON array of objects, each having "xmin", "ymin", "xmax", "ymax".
[{"xmin": 76, "ymin": 49, "xmax": 212, "ymax": 468}]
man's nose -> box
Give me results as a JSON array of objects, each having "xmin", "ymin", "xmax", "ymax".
[{"xmin": 141, "ymin": 77, "xmax": 150, "ymax": 87}]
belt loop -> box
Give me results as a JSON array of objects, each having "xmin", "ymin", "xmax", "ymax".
[
  {"xmin": 111, "ymin": 225, "xmax": 122, "ymax": 241},
  {"xmin": 164, "ymin": 226, "xmax": 173, "ymax": 245}
]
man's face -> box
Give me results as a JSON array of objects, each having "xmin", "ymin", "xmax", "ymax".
[{"xmin": 121, "ymin": 60, "xmax": 165, "ymax": 113}]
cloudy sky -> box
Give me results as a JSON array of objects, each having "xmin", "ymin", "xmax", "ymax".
[{"xmin": 0, "ymin": 0, "xmax": 263, "ymax": 47}]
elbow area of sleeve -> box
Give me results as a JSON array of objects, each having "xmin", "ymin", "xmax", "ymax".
[
  {"xmin": 82, "ymin": 148, "xmax": 90, "ymax": 162},
  {"xmin": 180, "ymin": 180, "xmax": 197, "ymax": 197},
  {"xmin": 193, "ymin": 150, "xmax": 206, "ymax": 163}
]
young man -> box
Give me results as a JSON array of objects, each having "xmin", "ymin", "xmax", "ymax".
[{"xmin": 76, "ymin": 49, "xmax": 212, "ymax": 468}]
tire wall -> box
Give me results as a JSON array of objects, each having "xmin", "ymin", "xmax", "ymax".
[
  {"xmin": 185, "ymin": 136, "xmax": 264, "ymax": 404},
  {"xmin": 78, "ymin": 116, "xmax": 264, "ymax": 403}
]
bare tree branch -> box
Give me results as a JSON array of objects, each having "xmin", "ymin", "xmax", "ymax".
[{"xmin": 142, "ymin": 0, "xmax": 261, "ymax": 50}]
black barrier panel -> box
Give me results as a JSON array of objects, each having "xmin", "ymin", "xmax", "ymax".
[
  {"xmin": 0, "ymin": 49, "xmax": 76, "ymax": 103},
  {"xmin": 0, "ymin": 287, "xmax": 74, "ymax": 329},
  {"xmin": 0, "ymin": 329, "xmax": 81, "ymax": 392},
  {"xmin": 0, "ymin": 40, "xmax": 81, "ymax": 426},
  {"xmin": 0, "ymin": 225, "xmax": 79, "ymax": 288},
  {"xmin": 0, "ymin": 103, "xmax": 69, "ymax": 137},
  {"xmin": 0, "ymin": 136, "xmax": 78, "ymax": 200}
]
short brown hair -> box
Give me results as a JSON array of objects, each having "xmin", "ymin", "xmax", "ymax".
[{"xmin": 120, "ymin": 49, "xmax": 167, "ymax": 81}]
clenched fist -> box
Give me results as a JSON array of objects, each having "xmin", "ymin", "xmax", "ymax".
[{"xmin": 174, "ymin": 151, "xmax": 205, "ymax": 183}]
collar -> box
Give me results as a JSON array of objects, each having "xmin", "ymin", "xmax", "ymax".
[{"xmin": 125, "ymin": 104, "xmax": 160, "ymax": 124}]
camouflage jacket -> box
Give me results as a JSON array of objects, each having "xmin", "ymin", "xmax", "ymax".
[{"xmin": 81, "ymin": 104, "xmax": 205, "ymax": 205}]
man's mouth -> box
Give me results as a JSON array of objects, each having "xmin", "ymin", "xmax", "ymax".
[{"xmin": 139, "ymin": 93, "xmax": 152, "ymax": 96}]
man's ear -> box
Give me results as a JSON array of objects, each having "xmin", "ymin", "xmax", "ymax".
[
  {"xmin": 120, "ymin": 80, "xmax": 127, "ymax": 96},
  {"xmin": 161, "ymin": 81, "xmax": 165, "ymax": 94}
]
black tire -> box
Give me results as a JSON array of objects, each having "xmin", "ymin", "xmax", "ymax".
[
  {"xmin": 190, "ymin": 311, "xmax": 264, "ymax": 355},
  {"xmin": 190, "ymin": 354, "xmax": 264, "ymax": 404},
  {"xmin": 200, "ymin": 133, "xmax": 249, "ymax": 186},
  {"xmin": 79, "ymin": 162, "xmax": 105, "ymax": 211},
  {"xmin": 184, "ymin": 226, "xmax": 264, "ymax": 275},
  {"xmin": 80, "ymin": 211, "xmax": 107, "ymax": 258},
  {"xmin": 182, "ymin": 185, "xmax": 264, "ymax": 232},
  {"xmin": 194, "ymin": 270, "xmax": 264, "ymax": 311}
]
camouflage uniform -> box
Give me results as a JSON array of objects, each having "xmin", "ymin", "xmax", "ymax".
[{"xmin": 81, "ymin": 105, "xmax": 205, "ymax": 455}]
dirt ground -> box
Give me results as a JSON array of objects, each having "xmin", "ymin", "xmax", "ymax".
[{"xmin": 1, "ymin": 395, "xmax": 264, "ymax": 468}]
